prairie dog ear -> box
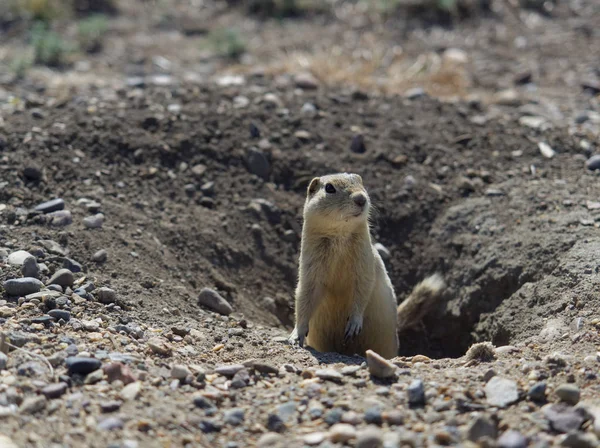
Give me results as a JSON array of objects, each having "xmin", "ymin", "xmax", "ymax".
[
  {"xmin": 354, "ymin": 174, "xmax": 363, "ymax": 185},
  {"xmin": 307, "ymin": 177, "xmax": 320, "ymax": 196}
]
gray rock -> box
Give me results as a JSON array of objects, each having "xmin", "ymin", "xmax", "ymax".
[
  {"xmin": 364, "ymin": 407, "xmax": 383, "ymax": 425},
  {"xmin": 120, "ymin": 381, "xmax": 142, "ymax": 401},
  {"xmin": 91, "ymin": 249, "xmax": 108, "ymax": 263},
  {"xmin": 329, "ymin": 424, "xmax": 357, "ymax": 443},
  {"xmin": 316, "ymin": 369, "xmax": 343, "ymax": 382},
  {"xmin": 66, "ymin": 357, "xmax": 102, "ymax": 375},
  {"xmin": 6, "ymin": 331, "xmax": 32, "ymax": 347},
  {"xmin": 350, "ymin": 134, "xmax": 366, "ymax": 154},
  {"xmin": 171, "ymin": 364, "xmax": 191, "ymax": 380},
  {"xmin": 407, "ymin": 379, "xmax": 426, "ymax": 406},
  {"xmin": 276, "ymin": 401, "xmax": 297, "ymax": 423},
  {"xmin": 22, "ymin": 256, "xmax": 40, "ymax": 278},
  {"xmin": 97, "ymin": 417, "xmax": 124, "ymax": 431},
  {"xmin": 96, "ymin": 287, "xmax": 117, "ymax": 304},
  {"xmin": 38, "ymin": 239, "xmax": 67, "ymax": 256},
  {"xmin": 366, "ymin": 350, "xmax": 396, "ymax": 379},
  {"xmin": 485, "ymin": 376, "xmax": 519, "ymax": 407},
  {"xmin": 257, "ymin": 433, "xmax": 284, "ymax": 447},
  {"xmin": 3, "ymin": 278, "xmax": 43, "ymax": 296},
  {"xmin": 543, "ymin": 403, "xmax": 585, "ymax": 433},
  {"xmin": 224, "ymin": 408, "xmax": 245, "ymax": 426},
  {"xmin": 498, "ymin": 430, "xmax": 527, "ymax": 448},
  {"xmin": 48, "ymin": 309, "xmax": 71, "ymax": 322},
  {"xmin": 341, "ymin": 365, "xmax": 361, "ymax": 376},
  {"xmin": 83, "ymin": 213, "xmax": 104, "ymax": 229},
  {"xmin": 19, "ymin": 396, "xmax": 47, "ymax": 414},
  {"xmin": 48, "ymin": 210, "xmax": 72, "ymax": 226},
  {"xmin": 253, "ymin": 363, "xmax": 278, "ymax": 375},
  {"xmin": 100, "ymin": 401, "xmax": 122, "ymax": 413},
  {"xmin": 294, "ymin": 72, "xmax": 319, "ymax": 90},
  {"xmin": 559, "ymin": 432, "xmax": 599, "ymax": 448},
  {"xmin": 355, "ymin": 427, "xmax": 384, "ymax": 448},
  {"xmin": 25, "ymin": 290, "xmax": 61, "ymax": 302},
  {"xmin": 23, "ymin": 166, "xmax": 42, "ymax": 181},
  {"xmin": 47, "ymin": 269, "xmax": 74, "ymax": 287},
  {"xmin": 41, "ymin": 382, "xmax": 68, "ymax": 399},
  {"xmin": 198, "ymin": 288, "xmax": 233, "ymax": 315},
  {"xmin": 528, "ymin": 381, "xmax": 547, "ymax": 402},
  {"xmin": 62, "ymin": 258, "xmax": 82, "ymax": 273},
  {"xmin": 0, "ymin": 352, "xmax": 7, "ymax": 370},
  {"xmin": 246, "ymin": 148, "xmax": 270, "ymax": 180},
  {"xmin": 8, "ymin": 250, "xmax": 33, "ymax": 266},
  {"xmin": 34, "ymin": 198, "xmax": 64, "ymax": 214},
  {"xmin": 555, "ymin": 384, "xmax": 580, "ymax": 405},
  {"xmin": 147, "ymin": 338, "xmax": 172, "ymax": 356},
  {"xmin": 215, "ymin": 364, "xmax": 245, "ymax": 377},
  {"xmin": 585, "ymin": 155, "xmax": 600, "ymax": 171},
  {"xmin": 405, "ymin": 87, "xmax": 426, "ymax": 99},
  {"xmin": 467, "ymin": 416, "xmax": 497, "ymax": 442}
]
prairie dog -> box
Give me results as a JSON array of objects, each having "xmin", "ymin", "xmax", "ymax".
[{"xmin": 288, "ymin": 173, "xmax": 445, "ymax": 359}]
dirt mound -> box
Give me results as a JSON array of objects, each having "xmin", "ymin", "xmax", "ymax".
[{"xmin": 2, "ymin": 80, "xmax": 596, "ymax": 361}]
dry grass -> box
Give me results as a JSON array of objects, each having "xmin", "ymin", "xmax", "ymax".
[{"xmin": 232, "ymin": 39, "xmax": 471, "ymax": 99}]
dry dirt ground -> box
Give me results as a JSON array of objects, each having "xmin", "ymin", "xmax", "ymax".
[{"xmin": 1, "ymin": 1, "xmax": 600, "ymax": 447}]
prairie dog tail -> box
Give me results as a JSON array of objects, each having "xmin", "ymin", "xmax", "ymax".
[{"xmin": 397, "ymin": 274, "xmax": 446, "ymax": 331}]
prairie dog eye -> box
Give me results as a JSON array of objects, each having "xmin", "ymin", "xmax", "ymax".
[{"xmin": 325, "ymin": 183, "xmax": 336, "ymax": 194}]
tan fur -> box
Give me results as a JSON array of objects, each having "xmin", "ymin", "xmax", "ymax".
[{"xmin": 288, "ymin": 173, "xmax": 445, "ymax": 359}]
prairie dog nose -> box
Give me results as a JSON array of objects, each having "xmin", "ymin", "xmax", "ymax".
[{"xmin": 352, "ymin": 192, "xmax": 367, "ymax": 207}]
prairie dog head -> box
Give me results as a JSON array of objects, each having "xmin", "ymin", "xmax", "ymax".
[{"xmin": 303, "ymin": 173, "xmax": 370, "ymax": 232}]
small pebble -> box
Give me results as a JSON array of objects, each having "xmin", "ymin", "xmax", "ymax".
[
  {"xmin": 485, "ymin": 376, "xmax": 519, "ymax": 407},
  {"xmin": 83, "ymin": 213, "xmax": 105, "ymax": 229},
  {"xmin": 528, "ymin": 382, "xmax": 547, "ymax": 402},
  {"xmin": 257, "ymin": 433, "xmax": 284, "ymax": 448},
  {"xmin": 316, "ymin": 369, "xmax": 343, "ymax": 382},
  {"xmin": 22, "ymin": 256, "xmax": 40, "ymax": 278},
  {"xmin": 66, "ymin": 357, "xmax": 102, "ymax": 375},
  {"xmin": 8, "ymin": 250, "xmax": 34, "ymax": 266},
  {"xmin": 224, "ymin": 408, "xmax": 245, "ymax": 426},
  {"xmin": 198, "ymin": 288, "xmax": 233, "ymax": 315},
  {"xmin": 329, "ymin": 423, "xmax": 357, "ymax": 443},
  {"xmin": 171, "ymin": 365, "xmax": 191, "ymax": 380},
  {"xmin": 120, "ymin": 381, "xmax": 142, "ymax": 401},
  {"xmin": 97, "ymin": 417, "xmax": 124, "ymax": 431},
  {"xmin": 47, "ymin": 269, "xmax": 74, "ymax": 287},
  {"xmin": 215, "ymin": 364, "xmax": 245, "ymax": 377},
  {"xmin": 355, "ymin": 427, "xmax": 383, "ymax": 448},
  {"xmin": 498, "ymin": 430, "xmax": 528, "ymax": 448},
  {"xmin": 407, "ymin": 379, "xmax": 426, "ymax": 406},
  {"xmin": 555, "ymin": 384, "xmax": 580, "ymax": 405},
  {"xmin": 366, "ymin": 350, "xmax": 396, "ymax": 379},
  {"xmin": 100, "ymin": 400, "xmax": 123, "ymax": 413},
  {"xmin": 41, "ymin": 382, "xmax": 68, "ymax": 399},
  {"xmin": 147, "ymin": 338, "xmax": 172, "ymax": 356},
  {"xmin": 34, "ymin": 198, "xmax": 64, "ymax": 214},
  {"xmin": 467, "ymin": 416, "xmax": 497, "ymax": 442},
  {"xmin": 92, "ymin": 249, "xmax": 108, "ymax": 263},
  {"xmin": 19, "ymin": 396, "xmax": 47, "ymax": 414},
  {"xmin": 3, "ymin": 278, "xmax": 43, "ymax": 296},
  {"xmin": 96, "ymin": 287, "xmax": 117, "ymax": 304},
  {"xmin": 585, "ymin": 155, "xmax": 600, "ymax": 171}
]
